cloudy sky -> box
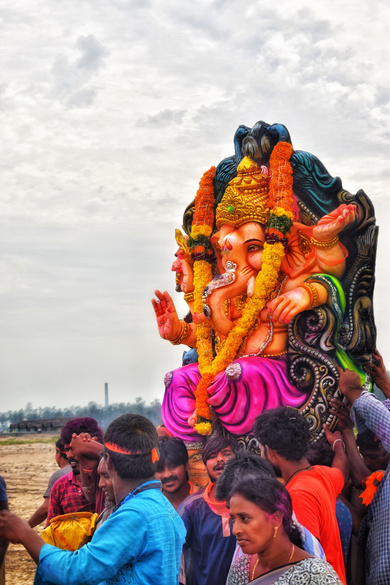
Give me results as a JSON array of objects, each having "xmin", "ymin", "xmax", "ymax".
[{"xmin": 1, "ymin": 0, "xmax": 389, "ymax": 412}]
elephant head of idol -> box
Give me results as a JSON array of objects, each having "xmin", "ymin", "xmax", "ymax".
[{"xmin": 205, "ymin": 157, "xmax": 270, "ymax": 335}]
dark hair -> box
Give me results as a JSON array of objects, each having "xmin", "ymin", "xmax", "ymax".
[
  {"xmin": 253, "ymin": 407, "xmax": 310, "ymax": 461},
  {"xmin": 356, "ymin": 429, "xmax": 380, "ymax": 452},
  {"xmin": 155, "ymin": 437, "xmax": 188, "ymax": 472},
  {"xmin": 228, "ymin": 474, "xmax": 303, "ymax": 548},
  {"xmin": 306, "ymin": 441, "xmax": 334, "ymax": 467},
  {"xmin": 216, "ymin": 450, "xmax": 275, "ymax": 501},
  {"xmin": 202, "ymin": 436, "xmax": 238, "ymax": 465},
  {"xmin": 55, "ymin": 438, "xmax": 68, "ymax": 461},
  {"xmin": 61, "ymin": 417, "xmax": 104, "ymax": 445},
  {"xmin": 104, "ymin": 413, "xmax": 159, "ymax": 479}
]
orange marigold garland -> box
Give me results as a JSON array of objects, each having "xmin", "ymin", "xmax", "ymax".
[
  {"xmin": 267, "ymin": 142, "xmax": 294, "ymax": 245},
  {"xmin": 268, "ymin": 142, "xmax": 294, "ymax": 211},
  {"xmin": 189, "ymin": 166, "xmax": 216, "ymax": 435},
  {"xmin": 191, "ymin": 166, "xmax": 215, "ymax": 230},
  {"xmin": 360, "ymin": 471, "xmax": 385, "ymax": 506}
]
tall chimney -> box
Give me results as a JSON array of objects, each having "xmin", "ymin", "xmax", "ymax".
[{"xmin": 104, "ymin": 383, "xmax": 109, "ymax": 407}]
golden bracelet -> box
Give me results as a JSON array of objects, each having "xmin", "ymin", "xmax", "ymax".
[
  {"xmin": 306, "ymin": 281, "xmax": 319, "ymax": 308},
  {"xmin": 310, "ymin": 235, "xmax": 339, "ymax": 249},
  {"xmin": 297, "ymin": 282, "xmax": 319, "ymax": 309},
  {"xmin": 170, "ymin": 321, "xmax": 190, "ymax": 345},
  {"xmin": 184, "ymin": 292, "xmax": 195, "ymax": 303}
]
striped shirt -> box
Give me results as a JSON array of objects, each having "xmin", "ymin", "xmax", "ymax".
[
  {"xmin": 46, "ymin": 472, "xmax": 93, "ymax": 525},
  {"xmin": 351, "ymin": 391, "xmax": 390, "ymax": 585}
]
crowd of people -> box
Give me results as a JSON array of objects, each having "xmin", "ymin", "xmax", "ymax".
[{"xmin": 0, "ymin": 352, "xmax": 388, "ymax": 585}]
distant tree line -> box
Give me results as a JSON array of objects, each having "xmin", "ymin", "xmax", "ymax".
[{"xmin": 0, "ymin": 398, "xmax": 162, "ymax": 432}]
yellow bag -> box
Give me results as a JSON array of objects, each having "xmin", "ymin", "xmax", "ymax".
[{"xmin": 41, "ymin": 511, "xmax": 99, "ymax": 551}]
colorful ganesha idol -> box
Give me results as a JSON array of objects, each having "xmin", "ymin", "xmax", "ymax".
[{"xmin": 152, "ymin": 122, "xmax": 377, "ymax": 444}]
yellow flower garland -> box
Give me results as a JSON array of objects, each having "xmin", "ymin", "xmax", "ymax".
[
  {"xmin": 190, "ymin": 142, "xmax": 294, "ymax": 436},
  {"xmin": 190, "ymin": 169, "xmax": 216, "ymax": 433}
]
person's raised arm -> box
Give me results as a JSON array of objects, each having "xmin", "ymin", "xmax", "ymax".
[
  {"xmin": 70, "ymin": 433, "xmax": 104, "ymax": 503},
  {"xmin": 322, "ymin": 424, "xmax": 349, "ymax": 487},
  {"xmin": 329, "ymin": 398, "xmax": 371, "ymax": 489},
  {"xmin": 70, "ymin": 433, "xmax": 103, "ymax": 469},
  {"xmin": 338, "ymin": 367, "xmax": 390, "ymax": 452},
  {"xmin": 364, "ymin": 349, "xmax": 390, "ymax": 399},
  {"xmin": 337, "ymin": 367, "xmax": 363, "ymax": 404}
]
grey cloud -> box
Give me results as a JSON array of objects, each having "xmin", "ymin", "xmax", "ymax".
[
  {"xmin": 375, "ymin": 87, "xmax": 390, "ymax": 107},
  {"xmin": 136, "ymin": 109, "xmax": 186, "ymax": 127},
  {"xmin": 50, "ymin": 54, "xmax": 89, "ymax": 97},
  {"xmin": 75, "ymin": 35, "xmax": 110, "ymax": 71},
  {"xmin": 50, "ymin": 35, "xmax": 109, "ymax": 108},
  {"xmin": 112, "ymin": 0, "xmax": 152, "ymax": 14},
  {"xmin": 66, "ymin": 88, "xmax": 96, "ymax": 109},
  {"xmin": 288, "ymin": 8, "xmax": 333, "ymax": 39}
]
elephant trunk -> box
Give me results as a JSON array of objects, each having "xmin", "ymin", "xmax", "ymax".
[{"xmin": 203, "ymin": 263, "xmax": 256, "ymax": 336}]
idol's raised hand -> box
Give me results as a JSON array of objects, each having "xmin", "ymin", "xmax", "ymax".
[
  {"xmin": 311, "ymin": 204, "xmax": 357, "ymax": 242},
  {"xmin": 152, "ymin": 290, "xmax": 181, "ymax": 341}
]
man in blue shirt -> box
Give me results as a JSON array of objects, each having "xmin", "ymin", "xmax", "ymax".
[{"xmin": 0, "ymin": 413, "xmax": 186, "ymax": 585}]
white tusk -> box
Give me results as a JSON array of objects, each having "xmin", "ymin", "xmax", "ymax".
[{"xmin": 247, "ymin": 276, "xmax": 256, "ymax": 298}]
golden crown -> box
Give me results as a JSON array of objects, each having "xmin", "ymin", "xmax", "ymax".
[{"xmin": 215, "ymin": 157, "xmax": 269, "ymax": 229}]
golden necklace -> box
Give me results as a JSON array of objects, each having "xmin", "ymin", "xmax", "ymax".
[
  {"xmin": 251, "ymin": 558, "xmax": 260, "ymax": 580},
  {"xmin": 251, "ymin": 543, "xmax": 295, "ymax": 580},
  {"xmin": 289, "ymin": 544, "xmax": 295, "ymax": 563}
]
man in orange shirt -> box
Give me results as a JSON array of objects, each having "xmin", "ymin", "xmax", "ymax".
[{"xmin": 254, "ymin": 406, "xmax": 348, "ymax": 585}]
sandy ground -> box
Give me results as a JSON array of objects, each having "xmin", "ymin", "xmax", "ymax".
[{"xmin": 0, "ymin": 434, "xmax": 58, "ymax": 585}]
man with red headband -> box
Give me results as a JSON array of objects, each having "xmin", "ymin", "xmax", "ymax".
[{"xmin": 0, "ymin": 413, "xmax": 186, "ymax": 585}]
